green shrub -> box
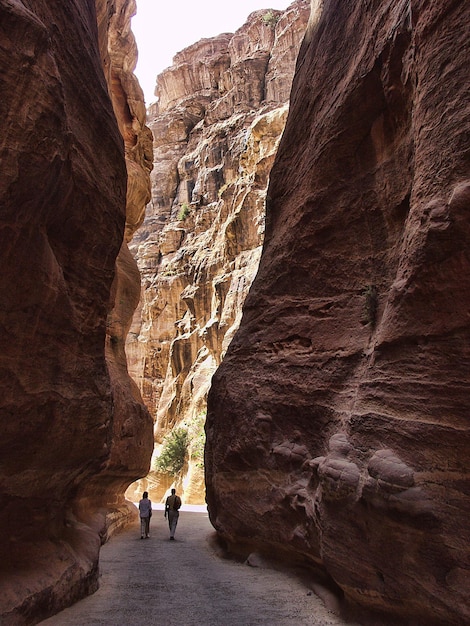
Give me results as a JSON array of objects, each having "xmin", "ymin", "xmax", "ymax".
[
  {"xmin": 262, "ymin": 11, "xmax": 279, "ymax": 28},
  {"xmin": 187, "ymin": 412, "xmax": 206, "ymax": 468},
  {"xmin": 155, "ymin": 427, "xmax": 188, "ymax": 476},
  {"xmin": 161, "ymin": 267, "xmax": 177, "ymax": 277},
  {"xmin": 154, "ymin": 412, "xmax": 206, "ymax": 477},
  {"xmin": 178, "ymin": 203, "xmax": 190, "ymax": 221}
]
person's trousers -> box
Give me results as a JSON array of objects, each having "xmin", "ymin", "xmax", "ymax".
[
  {"xmin": 140, "ymin": 516, "xmax": 150, "ymax": 537},
  {"xmin": 168, "ymin": 510, "xmax": 179, "ymax": 538}
]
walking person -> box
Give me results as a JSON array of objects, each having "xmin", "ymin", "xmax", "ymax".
[
  {"xmin": 164, "ymin": 488, "xmax": 181, "ymax": 540},
  {"xmin": 138, "ymin": 491, "xmax": 152, "ymax": 539}
]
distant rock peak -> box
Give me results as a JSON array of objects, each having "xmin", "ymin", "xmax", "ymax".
[{"xmin": 126, "ymin": 0, "xmax": 310, "ymax": 505}]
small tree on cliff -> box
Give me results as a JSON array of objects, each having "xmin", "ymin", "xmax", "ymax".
[{"xmin": 262, "ymin": 10, "xmax": 279, "ymax": 28}]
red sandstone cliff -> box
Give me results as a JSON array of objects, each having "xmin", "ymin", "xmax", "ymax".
[
  {"xmin": 126, "ymin": 1, "xmax": 309, "ymax": 504},
  {"xmin": 0, "ymin": 0, "xmax": 152, "ymax": 623},
  {"xmin": 206, "ymin": 1, "xmax": 470, "ymax": 624}
]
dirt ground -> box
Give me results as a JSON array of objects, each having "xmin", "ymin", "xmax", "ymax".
[{"xmin": 40, "ymin": 505, "xmax": 362, "ymax": 626}]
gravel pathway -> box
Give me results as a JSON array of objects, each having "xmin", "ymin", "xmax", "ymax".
[{"xmin": 41, "ymin": 506, "xmax": 360, "ymax": 626}]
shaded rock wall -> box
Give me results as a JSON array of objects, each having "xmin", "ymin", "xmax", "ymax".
[
  {"xmin": 206, "ymin": 1, "xmax": 470, "ymax": 624},
  {"xmin": 0, "ymin": 0, "xmax": 152, "ymax": 623},
  {"xmin": 126, "ymin": 1, "xmax": 310, "ymax": 504}
]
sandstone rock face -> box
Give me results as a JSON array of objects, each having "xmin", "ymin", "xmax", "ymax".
[
  {"xmin": 126, "ymin": 1, "xmax": 310, "ymax": 504},
  {"xmin": 0, "ymin": 0, "xmax": 152, "ymax": 623},
  {"xmin": 206, "ymin": 1, "xmax": 470, "ymax": 624}
]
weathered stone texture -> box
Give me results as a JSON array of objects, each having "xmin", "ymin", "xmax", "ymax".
[
  {"xmin": 206, "ymin": 1, "xmax": 470, "ymax": 624},
  {"xmin": 0, "ymin": 0, "xmax": 152, "ymax": 623},
  {"xmin": 126, "ymin": 1, "xmax": 310, "ymax": 504}
]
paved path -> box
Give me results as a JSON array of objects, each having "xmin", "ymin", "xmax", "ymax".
[{"xmin": 41, "ymin": 506, "xmax": 359, "ymax": 626}]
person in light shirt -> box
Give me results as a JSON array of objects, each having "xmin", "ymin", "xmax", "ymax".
[{"xmin": 138, "ymin": 491, "xmax": 152, "ymax": 539}]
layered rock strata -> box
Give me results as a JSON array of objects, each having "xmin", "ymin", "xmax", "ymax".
[
  {"xmin": 0, "ymin": 0, "xmax": 152, "ymax": 623},
  {"xmin": 206, "ymin": 1, "xmax": 470, "ymax": 625},
  {"xmin": 126, "ymin": 1, "xmax": 310, "ymax": 504}
]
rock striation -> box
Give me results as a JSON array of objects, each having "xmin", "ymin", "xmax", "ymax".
[
  {"xmin": 206, "ymin": 1, "xmax": 470, "ymax": 624},
  {"xmin": 126, "ymin": 1, "xmax": 310, "ymax": 504},
  {"xmin": 0, "ymin": 0, "xmax": 152, "ymax": 623}
]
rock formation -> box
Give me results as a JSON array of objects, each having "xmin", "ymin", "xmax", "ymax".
[
  {"xmin": 126, "ymin": 0, "xmax": 310, "ymax": 504},
  {"xmin": 206, "ymin": 0, "xmax": 470, "ymax": 624},
  {"xmin": 0, "ymin": 0, "xmax": 152, "ymax": 623}
]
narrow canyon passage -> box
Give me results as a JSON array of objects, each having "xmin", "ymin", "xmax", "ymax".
[{"xmin": 40, "ymin": 508, "xmax": 358, "ymax": 626}]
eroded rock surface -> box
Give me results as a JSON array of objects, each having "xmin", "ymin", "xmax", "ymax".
[
  {"xmin": 206, "ymin": 1, "xmax": 470, "ymax": 624},
  {"xmin": 126, "ymin": 1, "xmax": 309, "ymax": 504},
  {"xmin": 0, "ymin": 0, "xmax": 152, "ymax": 623}
]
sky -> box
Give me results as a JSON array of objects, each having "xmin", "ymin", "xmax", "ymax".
[{"xmin": 132, "ymin": 0, "xmax": 294, "ymax": 105}]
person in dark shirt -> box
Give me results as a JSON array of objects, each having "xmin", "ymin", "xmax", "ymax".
[{"xmin": 164, "ymin": 488, "xmax": 181, "ymax": 540}]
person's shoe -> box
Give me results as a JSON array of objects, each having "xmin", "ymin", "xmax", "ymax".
[
  {"xmin": 141, "ymin": 536, "xmax": 144, "ymax": 539},
  {"xmin": 145, "ymin": 535, "xmax": 149, "ymax": 538},
  {"xmin": 170, "ymin": 536, "xmax": 174, "ymax": 540}
]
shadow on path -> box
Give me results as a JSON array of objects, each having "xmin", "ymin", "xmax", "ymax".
[{"xmin": 40, "ymin": 507, "xmax": 357, "ymax": 625}]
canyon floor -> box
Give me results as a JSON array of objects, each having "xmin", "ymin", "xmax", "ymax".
[{"xmin": 40, "ymin": 506, "xmax": 361, "ymax": 626}]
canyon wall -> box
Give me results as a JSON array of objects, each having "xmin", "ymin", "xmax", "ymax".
[
  {"xmin": 0, "ymin": 0, "xmax": 152, "ymax": 623},
  {"xmin": 126, "ymin": 0, "xmax": 310, "ymax": 503},
  {"xmin": 206, "ymin": 1, "xmax": 470, "ymax": 625}
]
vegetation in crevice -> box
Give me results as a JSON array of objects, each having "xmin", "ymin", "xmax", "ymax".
[
  {"xmin": 262, "ymin": 10, "xmax": 280, "ymax": 28},
  {"xmin": 178, "ymin": 202, "xmax": 190, "ymax": 221}
]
